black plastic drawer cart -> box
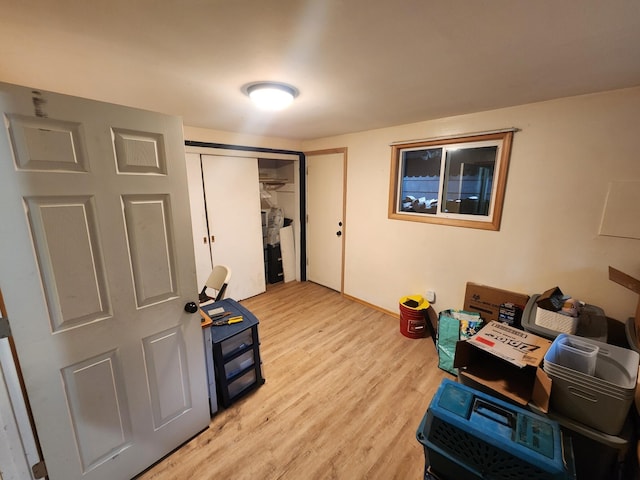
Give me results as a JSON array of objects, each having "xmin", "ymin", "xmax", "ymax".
[{"xmin": 202, "ymin": 298, "xmax": 265, "ymax": 409}]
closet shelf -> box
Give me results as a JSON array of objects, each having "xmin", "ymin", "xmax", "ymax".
[{"xmin": 260, "ymin": 178, "xmax": 289, "ymax": 190}]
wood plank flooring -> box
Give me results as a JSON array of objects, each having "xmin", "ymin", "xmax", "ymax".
[{"xmin": 137, "ymin": 281, "xmax": 450, "ymax": 480}]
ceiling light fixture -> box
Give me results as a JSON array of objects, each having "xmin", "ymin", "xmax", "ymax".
[{"xmin": 244, "ymin": 82, "xmax": 299, "ymax": 111}]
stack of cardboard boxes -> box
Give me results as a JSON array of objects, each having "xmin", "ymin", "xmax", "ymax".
[{"xmin": 431, "ymin": 282, "xmax": 636, "ymax": 480}]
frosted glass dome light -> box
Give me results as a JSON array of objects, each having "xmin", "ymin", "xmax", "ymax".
[{"xmin": 245, "ymin": 82, "xmax": 298, "ymax": 111}]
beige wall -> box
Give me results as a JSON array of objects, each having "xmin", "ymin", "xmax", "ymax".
[{"xmin": 301, "ymin": 87, "xmax": 640, "ymax": 323}]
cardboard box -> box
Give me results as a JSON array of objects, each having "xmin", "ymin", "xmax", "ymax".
[
  {"xmin": 463, "ymin": 282, "xmax": 530, "ymax": 327},
  {"xmin": 608, "ymin": 266, "xmax": 640, "ymax": 350},
  {"xmin": 454, "ymin": 321, "xmax": 552, "ymax": 411}
]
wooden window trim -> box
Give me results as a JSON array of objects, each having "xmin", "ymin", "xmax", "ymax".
[{"xmin": 388, "ymin": 131, "xmax": 514, "ymax": 231}]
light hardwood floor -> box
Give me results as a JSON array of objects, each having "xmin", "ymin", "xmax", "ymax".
[{"xmin": 137, "ymin": 281, "xmax": 450, "ymax": 480}]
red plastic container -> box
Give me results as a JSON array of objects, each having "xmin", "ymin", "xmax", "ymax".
[{"xmin": 399, "ymin": 295, "xmax": 430, "ymax": 339}]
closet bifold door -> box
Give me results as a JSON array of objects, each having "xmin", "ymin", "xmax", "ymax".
[
  {"xmin": 185, "ymin": 152, "xmax": 213, "ymax": 290},
  {"xmin": 200, "ymin": 154, "xmax": 266, "ymax": 300}
]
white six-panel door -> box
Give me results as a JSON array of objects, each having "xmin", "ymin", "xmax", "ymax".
[{"xmin": 0, "ymin": 83, "xmax": 209, "ymax": 480}]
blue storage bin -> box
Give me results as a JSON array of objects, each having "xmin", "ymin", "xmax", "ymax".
[{"xmin": 416, "ymin": 379, "xmax": 575, "ymax": 480}]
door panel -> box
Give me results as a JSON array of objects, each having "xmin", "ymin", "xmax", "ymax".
[
  {"xmin": 143, "ymin": 326, "xmax": 192, "ymax": 427},
  {"xmin": 0, "ymin": 83, "xmax": 209, "ymax": 480},
  {"xmin": 7, "ymin": 113, "xmax": 89, "ymax": 172},
  {"xmin": 112, "ymin": 128, "xmax": 167, "ymax": 174},
  {"xmin": 306, "ymin": 152, "xmax": 345, "ymax": 292},
  {"xmin": 123, "ymin": 194, "xmax": 177, "ymax": 306},
  {"xmin": 201, "ymin": 155, "xmax": 266, "ymax": 300},
  {"xmin": 61, "ymin": 351, "xmax": 132, "ymax": 473},
  {"xmin": 25, "ymin": 196, "xmax": 110, "ymax": 330}
]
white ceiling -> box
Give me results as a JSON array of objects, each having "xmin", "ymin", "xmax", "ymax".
[{"xmin": 1, "ymin": 0, "xmax": 639, "ymax": 141}]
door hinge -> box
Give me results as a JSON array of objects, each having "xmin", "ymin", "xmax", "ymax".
[
  {"xmin": 0, "ymin": 316, "xmax": 11, "ymax": 339},
  {"xmin": 32, "ymin": 460, "xmax": 47, "ymax": 479},
  {"xmin": 306, "ymin": 214, "xmax": 309, "ymax": 223}
]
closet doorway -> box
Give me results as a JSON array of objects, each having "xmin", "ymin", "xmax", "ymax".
[{"xmin": 185, "ymin": 147, "xmax": 300, "ymax": 300}]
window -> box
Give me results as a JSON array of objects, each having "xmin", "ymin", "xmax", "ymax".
[{"xmin": 388, "ymin": 130, "xmax": 514, "ymax": 230}]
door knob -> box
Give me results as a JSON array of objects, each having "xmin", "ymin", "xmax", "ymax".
[
  {"xmin": 336, "ymin": 231, "xmax": 342, "ymax": 237},
  {"xmin": 184, "ymin": 301, "xmax": 198, "ymax": 313}
]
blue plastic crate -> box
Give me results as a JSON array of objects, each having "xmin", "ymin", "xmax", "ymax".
[{"xmin": 416, "ymin": 379, "xmax": 575, "ymax": 480}]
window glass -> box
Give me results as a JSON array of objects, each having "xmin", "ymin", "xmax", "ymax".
[
  {"xmin": 442, "ymin": 144, "xmax": 497, "ymax": 216},
  {"xmin": 400, "ymin": 148, "xmax": 441, "ymax": 214}
]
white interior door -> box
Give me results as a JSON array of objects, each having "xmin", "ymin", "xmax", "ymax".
[
  {"xmin": 306, "ymin": 152, "xmax": 345, "ymax": 292},
  {"xmin": 0, "ymin": 83, "xmax": 209, "ymax": 480},
  {"xmin": 201, "ymin": 154, "xmax": 266, "ymax": 300}
]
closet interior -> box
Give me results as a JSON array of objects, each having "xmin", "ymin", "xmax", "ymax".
[{"xmin": 259, "ymin": 158, "xmax": 296, "ymax": 286}]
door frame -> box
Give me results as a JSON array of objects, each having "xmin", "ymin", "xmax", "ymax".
[
  {"xmin": 0, "ymin": 289, "xmax": 43, "ymax": 480},
  {"xmin": 184, "ymin": 141, "xmax": 305, "ymax": 283},
  {"xmin": 304, "ymin": 147, "xmax": 348, "ymax": 294}
]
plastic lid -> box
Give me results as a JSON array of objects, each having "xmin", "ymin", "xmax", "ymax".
[{"xmin": 399, "ymin": 295, "xmax": 430, "ymax": 310}]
